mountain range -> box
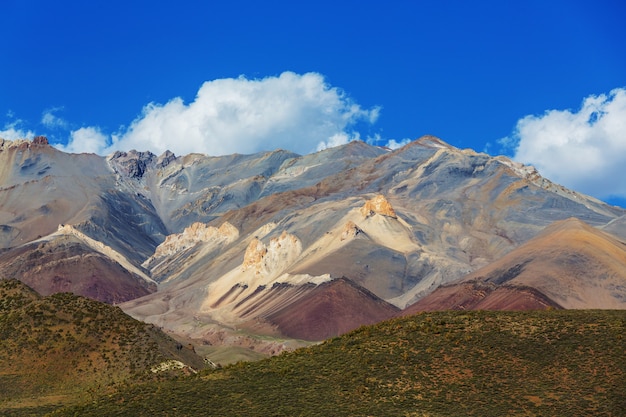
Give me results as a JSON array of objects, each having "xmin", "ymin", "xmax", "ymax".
[{"xmin": 1, "ymin": 134, "xmax": 626, "ymax": 355}]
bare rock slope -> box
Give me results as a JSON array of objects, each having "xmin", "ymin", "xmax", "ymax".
[{"xmin": 405, "ymin": 217, "xmax": 626, "ymax": 312}]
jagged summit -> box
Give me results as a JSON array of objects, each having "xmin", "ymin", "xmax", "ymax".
[
  {"xmin": 361, "ymin": 194, "xmax": 397, "ymax": 218},
  {"xmin": 413, "ymin": 134, "xmax": 456, "ymax": 149},
  {"xmin": 0, "ymin": 135, "xmax": 50, "ymax": 150},
  {"xmin": 107, "ymin": 149, "xmax": 178, "ymax": 178},
  {"xmin": 33, "ymin": 135, "xmax": 49, "ymax": 145}
]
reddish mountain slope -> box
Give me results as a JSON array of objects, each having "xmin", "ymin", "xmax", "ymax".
[
  {"xmin": 403, "ymin": 283, "xmax": 561, "ymax": 314},
  {"xmin": 0, "ymin": 236, "xmax": 155, "ymax": 304},
  {"xmin": 265, "ymin": 277, "xmax": 400, "ymax": 341},
  {"xmin": 405, "ymin": 218, "xmax": 626, "ymax": 311}
]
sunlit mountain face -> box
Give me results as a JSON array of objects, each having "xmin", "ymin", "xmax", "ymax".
[{"xmin": 2, "ymin": 135, "xmax": 626, "ymax": 354}]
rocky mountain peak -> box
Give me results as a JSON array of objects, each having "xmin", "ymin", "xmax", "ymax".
[
  {"xmin": 361, "ymin": 195, "xmax": 397, "ymax": 219},
  {"xmin": 0, "ymin": 136, "xmax": 49, "ymax": 151},
  {"xmin": 156, "ymin": 150, "xmax": 177, "ymax": 168},
  {"xmin": 414, "ymin": 135, "xmax": 455, "ymax": 149},
  {"xmin": 242, "ymin": 238, "xmax": 269, "ymax": 273},
  {"xmin": 32, "ymin": 136, "xmax": 49, "ymax": 145},
  {"xmin": 3, "ymin": 134, "xmax": 626, "ymax": 357},
  {"xmin": 107, "ymin": 150, "xmax": 157, "ymax": 178}
]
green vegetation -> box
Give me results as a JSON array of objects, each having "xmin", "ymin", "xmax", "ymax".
[
  {"xmin": 51, "ymin": 309, "xmax": 626, "ymax": 416},
  {"xmin": 0, "ymin": 279, "xmax": 204, "ymax": 416},
  {"xmin": 196, "ymin": 344, "xmax": 269, "ymax": 365},
  {"xmin": 2, "ymin": 278, "xmax": 624, "ymax": 416}
]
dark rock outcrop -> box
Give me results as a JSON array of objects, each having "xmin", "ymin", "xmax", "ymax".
[
  {"xmin": 108, "ymin": 150, "xmax": 157, "ymax": 178},
  {"xmin": 32, "ymin": 136, "xmax": 49, "ymax": 145}
]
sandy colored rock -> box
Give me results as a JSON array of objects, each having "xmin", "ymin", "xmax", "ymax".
[
  {"xmin": 340, "ymin": 220, "xmax": 363, "ymax": 241},
  {"xmin": 242, "ymin": 238, "xmax": 268, "ymax": 273},
  {"xmin": 3, "ymin": 134, "xmax": 626, "ymax": 356},
  {"xmin": 153, "ymin": 222, "xmax": 239, "ymax": 259},
  {"xmin": 361, "ymin": 195, "xmax": 397, "ymax": 218}
]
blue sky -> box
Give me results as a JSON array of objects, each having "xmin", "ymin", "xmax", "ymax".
[{"xmin": 1, "ymin": 0, "xmax": 625, "ymax": 206}]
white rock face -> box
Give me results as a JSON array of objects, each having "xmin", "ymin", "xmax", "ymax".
[
  {"xmin": 146, "ymin": 222, "xmax": 239, "ymax": 265},
  {"xmin": 200, "ymin": 228, "xmax": 333, "ymax": 324},
  {"xmin": 150, "ymin": 360, "xmax": 192, "ymax": 373},
  {"xmin": 54, "ymin": 224, "xmax": 155, "ymax": 284},
  {"xmin": 241, "ymin": 230, "xmax": 302, "ymax": 276}
]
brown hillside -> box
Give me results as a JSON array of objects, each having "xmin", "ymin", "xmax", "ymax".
[
  {"xmin": 0, "ymin": 279, "xmax": 204, "ymax": 414},
  {"xmin": 3, "ymin": 137, "xmax": 626, "ymax": 354}
]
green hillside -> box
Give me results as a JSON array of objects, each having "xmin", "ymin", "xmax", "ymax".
[
  {"xmin": 0, "ymin": 279, "xmax": 205, "ymax": 416},
  {"xmin": 52, "ymin": 309, "xmax": 626, "ymax": 416}
]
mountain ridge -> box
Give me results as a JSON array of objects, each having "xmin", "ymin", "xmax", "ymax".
[{"xmin": 2, "ymin": 135, "xmax": 626, "ymax": 353}]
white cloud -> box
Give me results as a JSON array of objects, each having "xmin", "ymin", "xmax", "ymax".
[
  {"xmin": 0, "ymin": 120, "xmax": 34, "ymax": 140},
  {"xmin": 508, "ymin": 87, "xmax": 626, "ymax": 199},
  {"xmin": 41, "ymin": 107, "xmax": 68, "ymax": 129},
  {"xmin": 316, "ymin": 132, "xmax": 361, "ymax": 152},
  {"xmin": 361, "ymin": 134, "xmax": 413, "ymax": 150},
  {"xmin": 385, "ymin": 138, "xmax": 412, "ymax": 150},
  {"xmin": 103, "ymin": 71, "xmax": 380, "ymax": 156},
  {"xmin": 57, "ymin": 127, "xmax": 109, "ymax": 154}
]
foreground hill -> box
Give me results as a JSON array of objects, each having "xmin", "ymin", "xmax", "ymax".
[
  {"xmin": 0, "ymin": 280, "xmax": 205, "ymax": 415},
  {"xmin": 52, "ymin": 310, "xmax": 626, "ymax": 416},
  {"xmin": 405, "ymin": 217, "xmax": 626, "ymax": 312}
]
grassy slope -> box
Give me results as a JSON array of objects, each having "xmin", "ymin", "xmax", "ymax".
[
  {"xmin": 0, "ymin": 280, "xmax": 204, "ymax": 416},
  {"xmin": 52, "ymin": 310, "xmax": 626, "ymax": 416}
]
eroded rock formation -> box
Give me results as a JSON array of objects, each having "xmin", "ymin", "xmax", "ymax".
[{"xmin": 361, "ymin": 195, "xmax": 397, "ymax": 218}]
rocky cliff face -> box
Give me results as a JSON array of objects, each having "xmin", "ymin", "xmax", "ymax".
[
  {"xmin": 107, "ymin": 149, "xmax": 176, "ymax": 179},
  {"xmin": 150, "ymin": 222, "xmax": 239, "ymax": 260}
]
